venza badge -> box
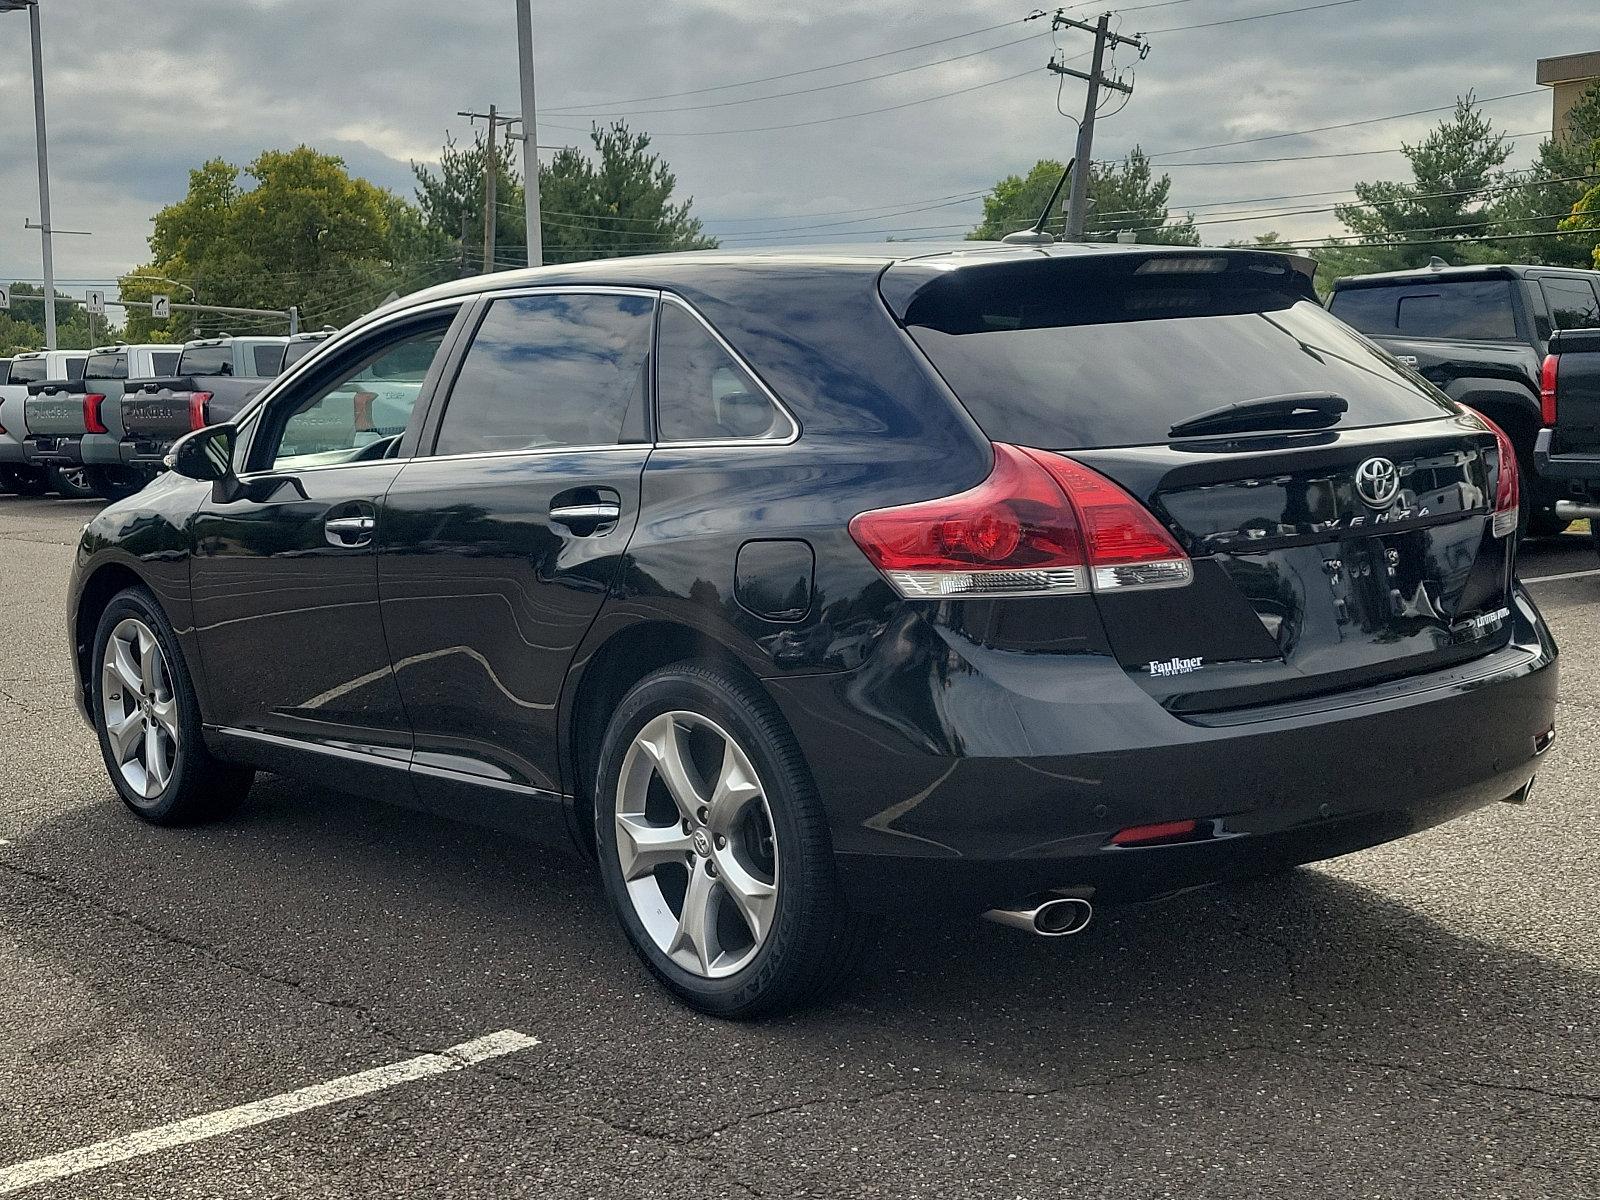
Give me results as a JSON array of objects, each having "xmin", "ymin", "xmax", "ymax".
[{"xmin": 1355, "ymin": 457, "xmax": 1401, "ymax": 508}]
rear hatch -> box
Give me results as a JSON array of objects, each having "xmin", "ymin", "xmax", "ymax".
[
  {"xmin": 24, "ymin": 379, "xmax": 91, "ymax": 436},
  {"xmin": 890, "ymin": 250, "xmax": 1519, "ymax": 714},
  {"xmin": 1546, "ymin": 328, "xmax": 1600, "ymax": 457}
]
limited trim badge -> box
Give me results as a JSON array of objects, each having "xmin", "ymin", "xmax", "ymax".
[{"xmin": 1355, "ymin": 457, "xmax": 1402, "ymax": 508}]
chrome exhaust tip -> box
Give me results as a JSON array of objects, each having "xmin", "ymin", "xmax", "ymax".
[{"xmin": 982, "ymin": 895, "xmax": 1094, "ymax": 937}]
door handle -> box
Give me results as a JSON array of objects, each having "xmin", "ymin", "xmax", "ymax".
[
  {"xmin": 325, "ymin": 514, "xmax": 376, "ymax": 546},
  {"xmin": 550, "ymin": 502, "xmax": 621, "ymax": 525}
]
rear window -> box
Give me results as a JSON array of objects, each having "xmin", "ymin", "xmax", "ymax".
[
  {"xmin": 253, "ymin": 344, "xmax": 285, "ymax": 375},
  {"xmin": 903, "ymin": 258, "xmax": 1452, "ymax": 450},
  {"xmin": 85, "ymin": 353, "xmax": 129, "ymax": 380},
  {"xmin": 152, "ymin": 351, "xmax": 180, "ymax": 375},
  {"xmin": 1329, "ymin": 279, "xmax": 1518, "ymax": 340},
  {"xmin": 9, "ymin": 358, "xmax": 46, "ymax": 384},
  {"xmin": 66, "ymin": 358, "xmax": 85, "ymax": 382},
  {"xmin": 176, "ymin": 346, "xmax": 232, "ymax": 376}
]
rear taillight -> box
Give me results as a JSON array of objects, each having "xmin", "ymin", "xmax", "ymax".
[
  {"xmin": 1540, "ymin": 354, "xmax": 1558, "ymax": 427},
  {"xmin": 1473, "ymin": 412, "xmax": 1520, "ymax": 538},
  {"xmin": 188, "ymin": 391, "xmax": 213, "ymax": 431},
  {"xmin": 847, "ymin": 442, "xmax": 1191, "ymax": 599},
  {"xmin": 83, "ymin": 393, "xmax": 108, "ymax": 435}
]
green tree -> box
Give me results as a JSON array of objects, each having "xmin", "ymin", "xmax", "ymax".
[
  {"xmin": 412, "ymin": 119, "xmax": 715, "ymax": 267},
  {"xmin": 1489, "ymin": 82, "xmax": 1600, "ymax": 268},
  {"xmin": 1327, "ymin": 96, "xmax": 1513, "ymax": 273},
  {"xmin": 118, "ymin": 147, "xmax": 454, "ymax": 341},
  {"xmin": 969, "ymin": 149, "xmax": 1197, "ymax": 243},
  {"xmin": 1559, "ymin": 181, "xmax": 1600, "ymax": 268},
  {"xmin": 0, "ymin": 283, "xmax": 104, "ymax": 354}
]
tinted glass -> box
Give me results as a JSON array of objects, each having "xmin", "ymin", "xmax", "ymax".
[
  {"xmin": 282, "ymin": 338, "xmax": 328, "ymax": 368},
  {"xmin": 152, "ymin": 351, "xmax": 180, "ymax": 375},
  {"xmin": 906, "ymin": 261, "xmax": 1452, "ymax": 450},
  {"xmin": 85, "ymin": 353, "xmax": 129, "ymax": 380},
  {"xmin": 656, "ymin": 302, "xmax": 785, "ymax": 442},
  {"xmin": 178, "ymin": 346, "xmax": 232, "ymax": 376},
  {"xmin": 434, "ymin": 292, "xmax": 654, "ymax": 455},
  {"xmin": 1326, "ymin": 287, "xmax": 1396, "ymax": 332},
  {"xmin": 0, "ymin": 361, "xmax": 9, "ymax": 386},
  {"xmin": 9, "ymin": 358, "xmax": 45, "ymax": 384},
  {"xmin": 1332, "ymin": 279, "xmax": 1519, "ymax": 340},
  {"xmin": 1543, "ymin": 278, "xmax": 1600, "ymax": 331},
  {"xmin": 65, "ymin": 357, "xmax": 85, "ymax": 382},
  {"xmin": 259, "ymin": 321, "xmax": 451, "ymax": 469},
  {"xmin": 253, "ymin": 344, "xmax": 285, "ymax": 375}
]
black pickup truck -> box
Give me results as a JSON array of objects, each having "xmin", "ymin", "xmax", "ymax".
[
  {"xmin": 1328, "ymin": 263, "xmax": 1600, "ymax": 535},
  {"xmin": 1535, "ymin": 327, "xmax": 1600, "ymax": 556}
]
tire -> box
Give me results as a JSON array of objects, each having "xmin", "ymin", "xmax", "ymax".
[
  {"xmin": 49, "ymin": 465, "xmax": 100, "ymax": 499},
  {"xmin": 90, "ymin": 587, "xmax": 255, "ymax": 824},
  {"xmin": 1527, "ymin": 508, "xmax": 1571, "ymax": 539},
  {"xmin": 594, "ymin": 663, "xmax": 866, "ymax": 1017},
  {"xmin": 87, "ymin": 466, "xmax": 152, "ymax": 502},
  {"xmin": 0, "ymin": 465, "xmax": 49, "ymax": 496},
  {"xmin": 1589, "ymin": 521, "xmax": 1600, "ymax": 562}
]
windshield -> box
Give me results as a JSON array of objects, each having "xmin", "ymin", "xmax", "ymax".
[
  {"xmin": 85, "ymin": 353, "xmax": 129, "ymax": 380},
  {"xmin": 904, "ymin": 260, "xmax": 1453, "ymax": 449},
  {"xmin": 1329, "ymin": 279, "xmax": 1519, "ymax": 340}
]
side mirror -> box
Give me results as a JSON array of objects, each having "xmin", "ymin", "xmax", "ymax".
[{"xmin": 165, "ymin": 423, "xmax": 236, "ymax": 483}]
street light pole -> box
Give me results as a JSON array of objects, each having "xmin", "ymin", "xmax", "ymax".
[
  {"xmin": 515, "ymin": 0, "xmax": 543, "ymax": 268},
  {"xmin": 6, "ymin": 0, "xmax": 58, "ymax": 348}
]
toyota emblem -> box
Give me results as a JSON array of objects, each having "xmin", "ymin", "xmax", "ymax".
[{"xmin": 1355, "ymin": 457, "xmax": 1401, "ymax": 508}]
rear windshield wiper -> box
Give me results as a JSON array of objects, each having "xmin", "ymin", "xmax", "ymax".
[{"xmin": 1168, "ymin": 391, "xmax": 1349, "ymax": 439}]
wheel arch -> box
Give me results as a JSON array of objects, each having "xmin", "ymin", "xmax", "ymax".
[
  {"xmin": 561, "ymin": 618, "xmax": 769, "ymax": 857},
  {"xmin": 72, "ymin": 561, "xmax": 149, "ymax": 714}
]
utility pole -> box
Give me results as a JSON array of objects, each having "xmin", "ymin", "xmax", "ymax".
[
  {"xmin": 14, "ymin": 0, "xmax": 58, "ymax": 348},
  {"xmin": 482, "ymin": 104, "xmax": 499, "ymax": 272},
  {"xmin": 515, "ymin": 0, "xmax": 543, "ymax": 268},
  {"xmin": 1049, "ymin": 11, "xmax": 1148, "ymax": 242},
  {"xmin": 458, "ymin": 106, "xmax": 523, "ymax": 274}
]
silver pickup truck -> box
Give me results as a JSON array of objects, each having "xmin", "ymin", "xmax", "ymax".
[
  {"xmin": 23, "ymin": 344, "xmax": 182, "ymax": 499},
  {"xmin": 118, "ymin": 336, "xmax": 287, "ymax": 469},
  {"xmin": 0, "ymin": 349, "xmax": 89, "ymax": 496}
]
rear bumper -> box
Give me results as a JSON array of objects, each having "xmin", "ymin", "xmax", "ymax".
[
  {"xmin": 769, "ymin": 590, "xmax": 1558, "ymax": 917},
  {"xmin": 120, "ymin": 438, "xmax": 173, "ymax": 468},
  {"xmin": 23, "ymin": 435, "xmax": 84, "ymax": 466},
  {"xmin": 1534, "ymin": 428, "xmax": 1600, "ymax": 493},
  {"xmin": 81, "ymin": 434, "xmax": 123, "ymax": 465}
]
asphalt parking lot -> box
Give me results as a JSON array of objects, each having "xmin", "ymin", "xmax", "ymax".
[{"xmin": 0, "ymin": 494, "xmax": 1595, "ymax": 1199}]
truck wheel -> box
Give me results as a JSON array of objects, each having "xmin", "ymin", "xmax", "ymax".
[
  {"xmin": 49, "ymin": 466, "xmax": 100, "ymax": 499},
  {"xmin": 0, "ymin": 465, "xmax": 50, "ymax": 496},
  {"xmin": 1528, "ymin": 509, "xmax": 1571, "ymax": 538},
  {"xmin": 87, "ymin": 466, "xmax": 150, "ymax": 502}
]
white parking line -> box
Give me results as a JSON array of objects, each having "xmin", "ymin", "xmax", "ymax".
[
  {"xmin": 0, "ymin": 1030, "xmax": 539, "ymax": 1196},
  {"xmin": 1523, "ymin": 567, "xmax": 1600, "ymax": 585}
]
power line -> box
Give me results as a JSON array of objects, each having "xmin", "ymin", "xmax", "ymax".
[
  {"xmin": 1144, "ymin": 0, "xmax": 1390, "ymax": 34},
  {"xmin": 545, "ymin": 66, "xmax": 1042, "ymax": 138},
  {"xmin": 1154, "ymin": 127, "xmax": 1551, "ymax": 167},
  {"xmin": 1137, "ymin": 88, "xmax": 1545, "ymax": 161},
  {"xmin": 542, "ymin": 17, "xmax": 1033, "ymax": 113},
  {"xmin": 550, "ymin": 31, "xmax": 1047, "ymax": 117}
]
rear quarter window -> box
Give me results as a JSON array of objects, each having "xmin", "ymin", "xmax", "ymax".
[{"xmin": 903, "ymin": 257, "xmax": 1452, "ymax": 450}]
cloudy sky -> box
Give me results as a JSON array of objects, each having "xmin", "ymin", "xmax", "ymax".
[{"xmin": 0, "ymin": 0, "xmax": 1593, "ymax": 296}]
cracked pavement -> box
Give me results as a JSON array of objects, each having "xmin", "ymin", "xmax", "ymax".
[{"xmin": 0, "ymin": 494, "xmax": 1596, "ymax": 1198}]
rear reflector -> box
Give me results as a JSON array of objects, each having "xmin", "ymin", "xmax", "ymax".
[
  {"xmin": 847, "ymin": 443, "xmax": 1191, "ymax": 599},
  {"xmin": 1110, "ymin": 819, "xmax": 1199, "ymax": 846},
  {"xmin": 188, "ymin": 390, "xmax": 213, "ymax": 431},
  {"xmin": 1472, "ymin": 411, "xmax": 1520, "ymax": 538},
  {"xmin": 1540, "ymin": 354, "xmax": 1558, "ymax": 427},
  {"xmin": 83, "ymin": 393, "xmax": 108, "ymax": 435}
]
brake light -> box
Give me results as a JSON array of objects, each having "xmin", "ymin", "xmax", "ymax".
[
  {"xmin": 1540, "ymin": 354, "xmax": 1558, "ymax": 427},
  {"xmin": 188, "ymin": 391, "xmax": 213, "ymax": 431},
  {"xmin": 1473, "ymin": 412, "xmax": 1520, "ymax": 538},
  {"xmin": 83, "ymin": 393, "xmax": 108, "ymax": 435},
  {"xmin": 1111, "ymin": 819, "xmax": 1199, "ymax": 846},
  {"xmin": 847, "ymin": 442, "xmax": 1190, "ymax": 598}
]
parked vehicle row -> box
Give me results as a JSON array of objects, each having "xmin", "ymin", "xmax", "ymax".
[
  {"xmin": 1536, "ymin": 325, "xmax": 1600, "ymax": 559},
  {"xmin": 68, "ymin": 244, "xmax": 1557, "ymax": 1015},
  {"xmin": 0, "ymin": 332, "xmax": 334, "ymax": 498}
]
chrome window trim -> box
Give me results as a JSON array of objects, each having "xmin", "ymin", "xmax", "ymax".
[{"xmin": 653, "ymin": 292, "xmax": 800, "ymax": 448}]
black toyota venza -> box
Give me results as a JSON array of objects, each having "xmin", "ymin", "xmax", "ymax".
[{"xmin": 69, "ymin": 245, "xmax": 1558, "ymax": 1015}]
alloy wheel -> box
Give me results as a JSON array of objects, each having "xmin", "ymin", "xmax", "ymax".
[
  {"xmin": 100, "ymin": 617, "xmax": 180, "ymax": 800},
  {"xmin": 614, "ymin": 710, "xmax": 779, "ymax": 979}
]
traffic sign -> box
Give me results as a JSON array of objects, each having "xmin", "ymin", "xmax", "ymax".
[
  {"xmin": 86, "ymin": 289, "xmax": 106, "ymax": 315},
  {"xmin": 0, "ymin": 285, "xmax": 8, "ymax": 311},
  {"xmin": 151, "ymin": 294, "xmax": 171, "ymax": 319}
]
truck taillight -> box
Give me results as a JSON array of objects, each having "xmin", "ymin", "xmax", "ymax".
[
  {"xmin": 1539, "ymin": 354, "xmax": 1558, "ymax": 427},
  {"xmin": 188, "ymin": 391, "xmax": 213, "ymax": 431},
  {"xmin": 847, "ymin": 442, "xmax": 1190, "ymax": 599},
  {"xmin": 83, "ymin": 393, "xmax": 108, "ymax": 435},
  {"xmin": 1473, "ymin": 412, "xmax": 1520, "ymax": 538}
]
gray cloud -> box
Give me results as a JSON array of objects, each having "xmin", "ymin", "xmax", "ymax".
[{"xmin": 0, "ymin": 0, "xmax": 1588, "ymax": 294}]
